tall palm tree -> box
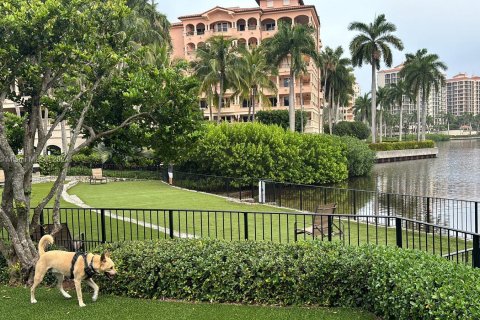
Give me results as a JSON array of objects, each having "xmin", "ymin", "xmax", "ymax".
[
  {"xmin": 400, "ymin": 49, "xmax": 447, "ymax": 141},
  {"xmin": 354, "ymin": 93, "xmax": 372, "ymax": 125},
  {"xmin": 376, "ymin": 86, "xmax": 392, "ymax": 143},
  {"xmin": 348, "ymin": 14, "xmax": 404, "ymax": 143},
  {"xmin": 263, "ymin": 21, "xmax": 318, "ymax": 132},
  {"xmin": 192, "ymin": 36, "xmax": 239, "ymax": 123},
  {"xmin": 234, "ymin": 46, "xmax": 277, "ymax": 122},
  {"xmin": 388, "ymin": 80, "xmax": 412, "ymax": 141}
]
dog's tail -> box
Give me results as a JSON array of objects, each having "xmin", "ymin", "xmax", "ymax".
[{"xmin": 38, "ymin": 235, "xmax": 54, "ymax": 256}]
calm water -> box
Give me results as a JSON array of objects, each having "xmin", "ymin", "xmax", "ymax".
[{"xmin": 348, "ymin": 139, "xmax": 480, "ymax": 202}]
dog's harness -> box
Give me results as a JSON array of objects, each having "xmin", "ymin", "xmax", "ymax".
[{"xmin": 70, "ymin": 252, "xmax": 97, "ymax": 279}]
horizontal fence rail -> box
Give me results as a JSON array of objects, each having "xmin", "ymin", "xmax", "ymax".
[{"xmin": 2, "ymin": 208, "xmax": 478, "ymax": 268}]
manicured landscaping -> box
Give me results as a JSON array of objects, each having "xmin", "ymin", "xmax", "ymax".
[{"xmin": 0, "ymin": 286, "xmax": 376, "ymax": 320}]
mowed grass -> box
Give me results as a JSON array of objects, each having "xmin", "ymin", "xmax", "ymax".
[{"xmin": 0, "ymin": 286, "xmax": 377, "ymax": 320}]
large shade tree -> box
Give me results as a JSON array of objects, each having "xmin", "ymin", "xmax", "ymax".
[
  {"xmin": 348, "ymin": 14, "xmax": 404, "ymax": 143},
  {"xmin": 263, "ymin": 22, "xmax": 318, "ymax": 132},
  {"xmin": 0, "ymin": 0, "xmax": 197, "ymax": 282},
  {"xmin": 400, "ymin": 49, "xmax": 447, "ymax": 141}
]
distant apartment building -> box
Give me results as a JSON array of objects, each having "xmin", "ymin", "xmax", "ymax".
[
  {"xmin": 169, "ymin": 0, "xmax": 323, "ymax": 133},
  {"xmin": 377, "ymin": 65, "xmax": 447, "ymax": 125},
  {"xmin": 447, "ymin": 73, "xmax": 480, "ymax": 116}
]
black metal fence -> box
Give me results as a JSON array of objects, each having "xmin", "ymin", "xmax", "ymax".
[
  {"xmin": 7, "ymin": 207, "xmax": 477, "ymax": 268},
  {"xmin": 262, "ymin": 180, "xmax": 480, "ymax": 234}
]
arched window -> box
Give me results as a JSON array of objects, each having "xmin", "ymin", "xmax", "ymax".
[
  {"xmin": 237, "ymin": 19, "xmax": 246, "ymax": 31},
  {"xmin": 185, "ymin": 24, "xmax": 195, "ymax": 36},
  {"xmin": 196, "ymin": 23, "xmax": 205, "ymax": 35},
  {"xmin": 262, "ymin": 19, "xmax": 275, "ymax": 31}
]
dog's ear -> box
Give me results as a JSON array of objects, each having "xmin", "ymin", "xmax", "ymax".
[
  {"xmin": 105, "ymin": 251, "xmax": 111, "ymax": 259},
  {"xmin": 101, "ymin": 253, "xmax": 106, "ymax": 263}
]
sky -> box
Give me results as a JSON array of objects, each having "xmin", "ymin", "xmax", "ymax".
[{"xmin": 159, "ymin": 0, "xmax": 480, "ymax": 94}]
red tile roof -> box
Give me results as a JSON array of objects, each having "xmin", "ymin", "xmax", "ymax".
[{"xmin": 256, "ymin": 0, "xmax": 305, "ymax": 4}]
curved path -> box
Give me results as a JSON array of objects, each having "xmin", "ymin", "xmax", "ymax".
[{"xmin": 60, "ymin": 180, "xmax": 197, "ymax": 239}]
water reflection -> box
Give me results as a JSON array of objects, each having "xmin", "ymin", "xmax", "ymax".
[{"xmin": 348, "ymin": 140, "xmax": 480, "ymax": 201}]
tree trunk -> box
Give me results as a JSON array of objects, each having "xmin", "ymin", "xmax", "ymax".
[
  {"xmin": 247, "ymin": 96, "xmax": 252, "ymax": 122},
  {"xmin": 371, "ymin": 64, "xmax": 377, "ymax": 143},
  {"xmin": 417, "ymin": 91, "xmax": 421, "ymax": 141},
  {"xmin": 421, "ymin": 95, "xmax": 427, "ymax": 141},
  {"xmin": 252, "ymin": 87, "xmax": 257, "ymax": 123},
  {"xmin": 300, "ymin": 78, "xmax": 304, "ymax": 133},
  {"xmin": 328, "ymin": 86, "xmax": 333, "ymax": 134},
  {"xmin": 217, "ymin": 78, "xmax": 224, "ymax": 124},
  {"xmin": 379, "ymin": 107, "xmax": 383, "ymax": 143},
  {"xmin": 289, "ymin": 69, "xmax": 295, "ymax": 132},
  {"xmin": 399, "ymin": 102, "xmax": 403, "ymax": 142},
  {"xmin": 61, "ymin": 120, "xmax": 68, "ymax": 153}
]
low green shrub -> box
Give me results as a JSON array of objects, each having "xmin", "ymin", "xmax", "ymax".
[
  {"xmin": 381, "ymin": 134, "xmax": 450, "ymax": 142},
  {"xmin": 93, "ymin": 240, "xmax": 480, "ymax": 319},
  {"xmin": 37, "ymin": 155, "xmax": 64, "ymax": 175},
  {"xmin": 335, "ymin": 136, "xmax": 375, "ymax": 177},
  {"xmin": 369, "ymin": 140, "xmax": 435, "ymax": 151},
  {"xmin": 332, "ymin": 121, "xmax": 370, "ymax": 140}
]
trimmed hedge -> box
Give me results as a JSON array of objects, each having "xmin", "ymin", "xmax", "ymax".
[
  {"xmin": 332, "ymin": 121, "xmax": 370, "ymax": 140},
  {"xmin": 369, "ymin": 140, "xmax": 435, "ymax": 151},
  {"xmin": 179, "ymin": 123, "xmax": 348, "ymax": 184},
  {"xmin": 92, "ymin": 240, "xmax": 480, "ymax": 319}
]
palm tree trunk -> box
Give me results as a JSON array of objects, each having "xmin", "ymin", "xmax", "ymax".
[
  {"xmin": 217, "ymin": 78, "xmax": 224, "ymax": 124},
  {"xmin": 329, "ymin": 86, "xmax": 333, "ymax": 134},
  {"xmin": 252, "ymin": 87, "xmax": 256, "ymax": 122},
  {"xmin": 421, "ymin": 95, "xmax": 427, "ymax": 141},
  {"xmin": 416, "ymin": 91, "xmax": 421, "ymax": 141},
  {"xmin": 335, "ymin": 96, "xmax": 340, "ymax": 124},
  {"xmin": 289, "ymin": 69, "xmax": 296, "ymax": 132},
  {"xmin": 371, "ymin": 64, "xmax": 377, "ymax": 143},
  {"xmin": 300, "ymin": 78, "xmax": 304, "ymax": 133},
  {"xmin": 399, "ymin": 102, "xmax": 403, "ymax": 142},
  {"xmin": 209, "ymin": 93, "xmax": 213, "ymax": 121},
  {"xmin": 247, "ymin": 98, "xmax": 251, "ymax": 122}
]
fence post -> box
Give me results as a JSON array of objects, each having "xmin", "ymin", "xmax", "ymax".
[
  {"xmin": 279, "ymin": 184, "xmax": 282, "ymax": 207},
  {"xmin": 168, "ymin": 210, "xmax": 174, "ymax": 239},
  {"xmin": 100, "ymin": 209, "xmax": 106, "ymax": 244},
  {"xmin": 473, "ymin": 235, "xmax": 480, "ymax": 268},
  {"xmin": 244, "ymin": 212, "xmax": 249, "ymax": 240},
  {"xmin": 39, "ymin": 210, "xmax": 45, "ymax": 237},
  {"xmin": 395, "ymin": 217, "xmax": 402, "ymax": 248},
  {"xmin": 327, "ymin": 215, "xmax": 333, "ymax": 242},
  {"xmin": 239, "ymin": 183, "xmax": 242, "ymax": 201},
  {"xmin": 426, "ymin": 197, "xmax": 431, "ymax": 233},
  {"xmin": 475, "ymin": 202, "xmax": 479, "ymax": 234},
  {"xmin": 352, "ymin": 190, "xmax": 357, "ymax": 221},
  {"xmin": 387, "ymin": 194, "xmax": 391, "ymax": 227}
]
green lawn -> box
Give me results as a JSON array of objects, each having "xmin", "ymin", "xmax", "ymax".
[
  {"xmin": 0, "ymin": 286, "xmax": 376, "ymax": 320},
  {"xmin": 25, "ymin": 181, "xmax": 470, "ymax": 258}
]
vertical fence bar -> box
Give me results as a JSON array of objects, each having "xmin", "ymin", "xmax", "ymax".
[
  {"xmin": 39, "ymin": 210, "xmax": 45, "ymax": 237},
  {"xmin": 300, "ymin": 188, "xmax": 303, "ymax": 211},
  {"xmin": 169, "ymin": 210, "xmax": 174, "ymax": 239},
  {"xmin": 244, "ymin": 212, "xmax": 249, "ymax": 240},
  {"xmin": 387, "ymin": 194, "xmax": 391, "ymax": 227},
  {"xmin": 473, "ymin": 234, "xmax": 480, "ymax": 268},
  {"xmin": 100, "ymin": 209, "xmax": 106, "ymax": 244},
  {"xmin": 475, "ymin": 202, "xmax": 479, "ymax": 234},
  {"xmin": 328, "ymin": 215, "xmax": 333, "ymax": 242},
  {"xmin": 426, "ymin": 197, "xmax": 431, "ymax": 233},
  {"xmin": 396, "ymin": 217, "xmax": 403, "ymax": 248}
]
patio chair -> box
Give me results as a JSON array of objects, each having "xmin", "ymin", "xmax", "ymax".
[
  {"xmin": 89, "ymin": 168, "xmax": 107, "ymax": 184},
  {"xmin": 294, "ymin": 203, "xmax": 342, "ymax": 240},
  {"xmin": 31, "ymin": 223, "xmax": 85, "ymax": 252}
]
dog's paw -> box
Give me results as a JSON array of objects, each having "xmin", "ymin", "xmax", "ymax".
[
  {"xmin": 62, "ymin": 292, "xmax": 72, "ymax": 299},
  {"xmin": 31, "ymin": 299, "xmax": 37, "ymax": 304},
  {"xmin": 79, "ymin": 302, "xmax": 87, "ymax": 307},
  {"xmin": 92, "ymin": 294, "xmax": 98, "ymax": 302}
]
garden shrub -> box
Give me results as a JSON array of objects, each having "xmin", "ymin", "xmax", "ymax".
[
  {"xmin": 334, "ymin": 136, "xmax": 375, "ymax": 177},
  {"xmin": 94, "ymin": 239, "xmax": 480, "ymax": 319},
  {"xmin": 256, "ymin": 110, "xmax": 308, "ymax": 133},
  {"xmin": 37, "ymin": 155, "xmax": 64, "ymax": 175},
  {"xmin": 332, "ymin": 121, "xmax": 370, "ymax": 140},
  {"xmin": 179, "ymin": 123, "xmax": 348, "ymax": 184},
  {"xmin": 369, "ymin": 140, "xmax": 435, "ymax": 151}
]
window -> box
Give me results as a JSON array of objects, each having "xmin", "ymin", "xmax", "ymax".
[
  {"xmin": 283, "ymin": 96, "xmax": 289, "ymax": 107},
  {"xmin": 283, "ymin": 78, "xmax": 291, "ymax": 88},
  {"xmin": 238, "ymin": 24, "xmax": 245, "ymax": 31},
  {"xmin": 265, "ymin": 22, "xmax": 275, "ymax": 31},
  {"xmin": 267, "ymin": 0, "xmax": 273, "ymax": 7},
  {"xmin": 269, "ymin": 97, "xmax": 278, "ymax": 107},
  {"xmin": 200, "ymin": 100, "xmax": 208, "ymax": 109},
  {"xmin": 215, "ymin": 22, "xmax": 229, "ymax": 32},
  {"xmin": 242, "ymin": 99, "xmax": 249, "ymax": 108}
]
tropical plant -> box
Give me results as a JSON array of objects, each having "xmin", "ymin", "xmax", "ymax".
[
  {"xmin": 192, "ymin": 36, "xmax": 240, "ymax": 123},
  {"xmin": 234, "ymin": 46, "xmax": 277, "ymax": 122},
  {"xmin": 349, "ymin": 14, "xmax": 404, "ymax": 143},
  {"xmin": 376, "ymin": 86, "xmax": 393, "ymax": 142},
  {"xmin": 387, "ymin": 80, "xmax": 412, "ymax": 141},
  {"xmin": 353, "ymin": 93, "xmax": 372, "ymax": 125},
  {"xmin": 263, "ymin": 21, "xmax": 318, "ymax": 132},
  {"xmin": 400, "ymin": 49, "xmax": 447, "ymax": 141}
]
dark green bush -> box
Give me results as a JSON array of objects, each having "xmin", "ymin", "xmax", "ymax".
[
  {"xmin": 369, "ymin": 140, "xmax": 435, "ymax": 151},
  {"xmin": 256, "ymin": 110, "xmax": 308, "ymax": 132},
  {"xmin": 332, "ymin": 121, "xmax": 370, "ymax": 140},
  {"xmin": 335, "ymin": 136, "xmax": 375, "ymax": 177},
  {"xmin": 37, "ymin": 155, "xmax": 64, "ymax": 175},
  {"xmin": 179, "ymin": 123, "xmax": 348, "ymax": 184},
  {"xmin": 94, "ymin": 240, "xmax": 480, "ymax": 319}
]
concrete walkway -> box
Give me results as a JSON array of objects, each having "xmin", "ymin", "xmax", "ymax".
[{"xmin": 60, "ymin": 180, "xmax": 197, "ymax": 239}]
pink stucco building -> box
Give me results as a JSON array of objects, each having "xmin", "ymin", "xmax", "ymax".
[{"xmin": 170, "ymin": 0, "xmax": 323, "ymax": 132}]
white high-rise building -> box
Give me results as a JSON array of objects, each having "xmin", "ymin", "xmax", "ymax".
[{"xmin": 447, "ymin": 73, "xmax": 480, "ymax": 116}]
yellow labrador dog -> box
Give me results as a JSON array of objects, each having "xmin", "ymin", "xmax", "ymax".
[{"xmin": 31, "ymin": 234, "xmax": 116, "ymax": 307}]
